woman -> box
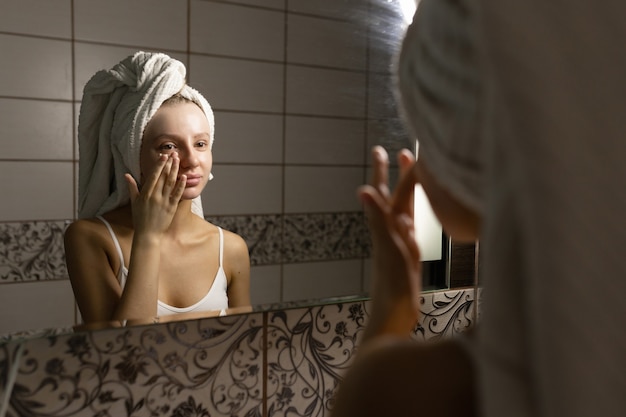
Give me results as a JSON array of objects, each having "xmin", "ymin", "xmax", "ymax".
[
  {"xmin": 332, "ymin": 0, "xmax": 626, "ymax": 415},
  {"xmin": 65, "ymin": 52, "xmax": 250, "ymax": 327}
]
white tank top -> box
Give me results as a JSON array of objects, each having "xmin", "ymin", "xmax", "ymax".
[{"xmin": 97, "ymin": 216, "xmax": 229, "ymax": 317}]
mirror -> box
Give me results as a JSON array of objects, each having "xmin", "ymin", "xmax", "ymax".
[{"xmin": 0, "ymin": 0, "xmax": 476, "ymax": 338}]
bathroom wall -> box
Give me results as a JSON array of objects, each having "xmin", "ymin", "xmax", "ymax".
[{"xmin": 0, "ymin": 0, "xmax": 411, "ymax": 334}]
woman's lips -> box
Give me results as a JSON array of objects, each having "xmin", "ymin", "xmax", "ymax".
[{"xmin": 183, "ymin": 175, "xmax": 202, "ymax": 187}]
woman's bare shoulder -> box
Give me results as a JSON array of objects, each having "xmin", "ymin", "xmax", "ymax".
[
  {"xmin": 65, "ymin": 207, "xmax": 132, "ymax": 240},
  {"xmin": 219, "ymin": 229, "xmax": 250, "ymax": 274},
  {"xmin": 64, "ymin": 218, "xmax": 117, "ymax": 266},
  {"xmin": 64, "ymin": 218, "xmax": 107, "ymax": 242},
  {"xmin": 222, "ymin": 229, "xmax": 249, "ymax": 252}
]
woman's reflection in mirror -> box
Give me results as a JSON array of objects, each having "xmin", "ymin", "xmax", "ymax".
[
  {"xmin": 64, "ymin": 52, "xmax": 251, "ymax": 328},
  {"xmin": 332, "ymin": 0, "xmax": 626, "ymax": 416}
]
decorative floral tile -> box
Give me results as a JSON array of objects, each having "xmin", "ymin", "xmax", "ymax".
[
  {"xmin": 206, "ymin": 214, "xmax": 283, "ymax": 266},
  {"xmin": 282, "ymin": 212, "xmax": 370, "ymax": 263},
  {"xmin": 4, "ymin": 313, "xmax": 265, "ymax": 417},
  {"xmin": 0, "ymin": 221, "xmax": 68, "ymax": 282},
  {"xmin": 0, "ymin": 340, "xmax": 23, "ymax": 408},
  {"xmin": 209, "ymin": 212, "xmax": 371, "ymax": 265},
  {"xmin": 414, "ymin": 288, "xmax": 476, "ymax": 341},
  {"xmin": 265, "ymin": 301, "xmax": 370, "ymax": 417},
  {"xmin": 2, "ymin": 290, "xmax": 477, "ymax": 417}
]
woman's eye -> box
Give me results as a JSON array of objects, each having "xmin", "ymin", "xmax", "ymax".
[
  {"xmin": 160, "ymin": 143, "xmax": 176, "ymax": 151},
  {"xmin": 196, "ymin": 141, "xmax": 208, "ymax": 148}
]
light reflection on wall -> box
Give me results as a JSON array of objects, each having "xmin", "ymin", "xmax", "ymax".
[
  {"xmin": 414, "ymin": 141, "xmax": 443, "ymax": 261},
  {"xmin": 397, "ymin": 0, "xmax": 418, "ymax": 24},
  {"xmin": 389, "ymin": 0, "xmax": 443, "ymax": 262}
]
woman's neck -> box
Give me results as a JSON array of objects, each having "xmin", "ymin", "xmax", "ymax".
[
  {"xmin": 167, "ymin": 199, "xmax": 200, "ymax": 235},
  {"xmin": 104, "ymin": 199, "xmax": 202, "ymax": 238}
]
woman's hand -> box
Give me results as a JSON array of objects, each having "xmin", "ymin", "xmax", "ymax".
[
  {"xmin": 125, "ymin": 152, "xmax": 186, "ymax": 236},
  {"xmin": 359, "ymin": 146, "xmax": 423, "ymax": 340}
]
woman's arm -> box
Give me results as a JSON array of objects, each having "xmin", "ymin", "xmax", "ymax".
[
  {"xmin": 224, "ymin": 232, "xmax": 251, "ymax": 308},
  {"xmin": 352, "ymin": 147, "xmax": 424, "ymax": 342},
  {"xmin": 64, "ymin": 220, "xmax": 125, "ymax": 325},
  {"xmin": 113, "ymin": 153, "xmax": 186, "ymax": 321},
  {"xmin": 331, "ymin": 147, "xmax": 477, "ymax": 417},
  {"xmin": 65, "ymin": 153, "xmax": 186, "ymax": 325}
]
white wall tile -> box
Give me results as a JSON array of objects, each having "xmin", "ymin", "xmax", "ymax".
[
  {"xmin": 214, "ymin": 112, "xmax": 283, "ymax": 164},
  {"xmin": 73, "ymin": 0, "xmax": 187, "ymax": 50},
  {"xmin": 0, "ymin": 34, "xmax": 72, "ymax": 100},
  {"xmin": 0, "ymin": 280, "xmax": 75, "ymax": 335},
  {"xmin": 74, "ymin": 43, "xmax": 187, "ymax": 101},
  {"xmin": 287, "ymin": 14, "xmax": 366, "ymax": 70},
  {"xmin": 201, "ymin": 165, "xmax": 283, "ymax": 215},
  {"xmin": 287, "ymin": 0, "xmax": 362, "ymax": 20},
  {"xmin": 190, "ymin": 55, "xmax": 284, "ymax": 113},
  {"xmin": 0, "ymin": 162, "xmax": 74, "ymax": 221},
  {"xmin": 282, "ymin": 260, "xmax": 363, "ymax": 302},
  {"xmin": 191, "ymin": 1, "xmax": 284, "ymax": 61},
  {"xmin": 286, "ymin": 66, "xmax": 366, "ymax": 118},
  {"xmin": 368, "ymin": 72, "xmax": 398, "ymax": 119},
  {"xmin": 285, "ymin": 116, "xmax": 365, "ymax": 165},
  {"xmin": 365, "ymin": 163, "xmax": 401, "ymax": 191},
  {"xmin": 0, "ymin": 0, "xmax": 72, "ymax": 38},
  {"xmin": 368, "ymin": 28, "xmax": 401, "ymax": 75},
  {"xmin": 249, "ymin": 265, "xmax": 282, "ymax": 305},
  {"xmin": 0, "ymin": 99, "xmax": 73, "ymax": 160},
  {"xmin": 226, "ymin": 0, "xmax": 285, "ymax": 9},
  {"xmin": 366, "ymin": 118, "xmax": 413, "ymax": 167},
  {"xmin": 284, "ymin": 166, "xmax": 363, "ymax": 213}
]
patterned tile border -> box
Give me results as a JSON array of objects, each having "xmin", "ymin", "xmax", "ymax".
[
  {"xmin": 206, "ymin": 214, "xmax": 284, "ymax": 266},
  {"xmin": 1, "ymin": 288, "xmax": 476, "ymax": 417},
  {"xmin": 265, "ymin": 301, "xmax": 368, "ymax": 416},
  {"xmin": 282, "ymin": 213, "xmax": 370, "ymax": 263},
  {"xmin": 0, "ymin": 221, "xmax": 68, "ymax": 282},
  {"xmin": 208, "ymin": 212, "xmax": 371, "ymax": 266},
  {"xmin": 414, "ymin": 287, "xmax": 476, "ymax": 341},
  {"xmin": 264, "ymin": 288, "xmax": 474, "ymax": 416},
  {"xmin": 1, "ymin": 313, "xmax": 265, "ymax": 417},
  {"xmin": 1, "ymin": 216, "xmax": 474, "ymax": 288},
  {"xmin": 0, "ymin": 214, "xmax": 370, "ymax": 282}
]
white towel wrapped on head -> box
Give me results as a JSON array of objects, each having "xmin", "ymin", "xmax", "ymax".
[
  {"xmin": 396, "ymin": 0, "xmax": 484, "ymax": 216},
  {"xmin": 77, "ymin": 51, "xmax": 214, "ymax": 219}
]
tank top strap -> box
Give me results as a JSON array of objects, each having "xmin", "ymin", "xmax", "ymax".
[
  {"xmin": 96, "ymin": 216, "xmax": 126, "ymax": 269},
  {"xmin": 217, "ymin": 226, "xmax": 224, "ymax": 267}
]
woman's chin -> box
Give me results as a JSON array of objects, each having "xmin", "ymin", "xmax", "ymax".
[{"xmin": 180, "ymin": 189, "xmax": 202, "ymax": 201}]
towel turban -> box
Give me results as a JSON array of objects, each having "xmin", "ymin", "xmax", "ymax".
[
  {"xmin": 396, "ymin": 0, "xmax": 484, "ymax": 215},
  {"xmin": 77, "ymin": 51, "xmax": 214, "ymax": 219}
]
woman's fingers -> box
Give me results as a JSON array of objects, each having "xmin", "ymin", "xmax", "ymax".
[
  {"xmin": 370, "ymin": 146, "xmax": 391, "ymax": 201},
  {"xmin": 161, "ymin": 152, "xmax": 180, "ymax": 197},
  {"xmin": 171, "ymin": 174, "xmax": 186, "ymax": 203},
  {"xmin": 142, "ymin": 153, "xmax": 169, "ymax": 197},
  {"xmin": 359, "ymin": 183, "xmax": 421, "ymax": 294},
  {"xmin": 392, "ymin": 151, "xmax": 419, "ymax": 217},
  {"xmin": 125, "ymin": 173, "xmax": 140, "ymax": 201},
  {"xmin": 163, "ymin": 153, "xmax": 186, "ymax": 204},
  {"xmin": 139, "ymin": 152, "xmax": 183, "ymax": 203},
  {"xmin": 396, "ymin": 211, "xmax": 421, "ymax": 271},
  {"xmin": 358, "ymin": 184, "xmax": 390, "ymax": 244}
]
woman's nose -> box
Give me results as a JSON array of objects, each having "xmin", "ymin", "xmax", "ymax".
[{"xmin": 177, "ymin": 147, "xmax": 199, "ymax": 168}]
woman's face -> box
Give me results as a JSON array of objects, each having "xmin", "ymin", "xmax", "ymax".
[{"xmin": 140, "ymin": 101, "xmax": 213, "ymax": 201}]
